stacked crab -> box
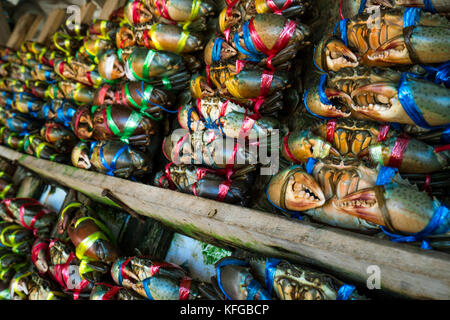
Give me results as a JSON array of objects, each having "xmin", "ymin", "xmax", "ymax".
[
  {"xmin": 0, "ymin": 41, "xmax": 79, "ymax": 164},
  {"xmin": 264, "ymin": 0, "xmax": 450, "ymax": 250},
  {"xmin": 154, "ymin": 0, "xmax": 315, "ymax": 205}
]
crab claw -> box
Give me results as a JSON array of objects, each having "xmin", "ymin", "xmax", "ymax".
[
  {"xmin": 204, "ymin": 38, "xmax": 237, "ymax": 65},
  {"xmin": 268, "ymin": 167, "xmax": 326, "ymax": 211},
  {"xmin": 305, "ymin": 86, "xmax": 352, "ymax": 118},
  {"xmin": 71, "ymin": 141, "xmax": 92, "ymax": 170},
  {"xmin": 190, "ymin": 75, "xmax": 215, "ymax": 99},
  {"xmin": 334, "ymin": 183, "xmax": 440, "ymax": 233},
  {"xmin": 218, "ymin": 7, "xmax": 242, "ymax": 33},
  {"xmin": 367, "ymin": 26, "xmax": 450, "ymax": 65},
  {"xmin": 350, "ymin": 82, "xmax": 410, "ymax": 123},
  {"xmin": 282, "ymin": 130, "xmax": 335, "ymax": 164},
  {"xmin": 314, "ymin": 37, "xmax": 358, "ymax": 72}
]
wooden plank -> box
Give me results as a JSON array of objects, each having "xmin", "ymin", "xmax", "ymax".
[
  {"xmin": 0, "ymin": 146, "xmax": 449, "ymax": 299},
  {"xmin": 6, "ymin": 13, "xmax": 42, "ymax": 50},
  {"xmin": 80, "ymin": 2, "xmax": 99, "ymax": 24},
  {"xmin": 0, "ymin": 3, "xmax": 11, "ymax": 46},
  {"xmin": 24, "ymin": 15, "xmax": 43, "ymax": 42},
  {"xmin": 98, "ymin": 0, "xmax": 126, "ymax": 20},
  {"xmin": 36, "ymin": 9, "xmax": 66, "ymax": 45}
]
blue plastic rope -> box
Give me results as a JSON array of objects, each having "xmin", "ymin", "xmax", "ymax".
[
  {"xmin": 89, "ymin": 141, "xmax": 98, "ymax": 158},
  {"xmin": 313, "ymin": 46, "xmax": 326, "ymax": 73},
  {"xmin": 337, "ymin": 284, "xmax": 355, "ymax": 300},
  {"xmin": 135, "ymin": 82, "xmax": 177, "ymax": 113},
  {"xmin": 99, "ymin": 144, "xmax": 129, "ymax": 176},
  {"xmin": 186, "ymin": 107, "xmax": 196, "ymax": 133},
  {"xmin": 142, "ymin": 278, "xmax": 154, "ymax": 300},
  {"xmin": 234, "ymin": 28, "xmax": 263, "ymax": 62},
  {"xmin": 398, "ymin": 73, "xmax": 439, "ymax": 129},
  {"xmin": 380, "ymin": 199, "xmax": 449, "ymax": 249},
  {"xmin": 216, "ymin": 258, "xmax": 250, "ymax": 300},
  {"xmin": 212, "ymin": 38, "xmax": 224, "ymax": 63},
  {"xmin": 264, "ymin": 258, "xmax": 281, "ymax": 295},
  {"xmin": 403, "ymin": 7, "xmax": 421, "ymax": 28},
  {"xmin": 246, "ymin": 279, "xmax": 271, "ymax": 300},
  {"xmin": 303, "ymin": 89, "xmax": 335, "ymax": 120},
  {"xmin": 423, "ymin": 0, "xmax": 437, "ymax": 13},
  {"xmin": 334, "ymin": 19, "xmax": 349, "ymax": 46},
  {"xmin": 421, "ymin": 61, "xmax": 450, "ymax": 87},
  {"xmin": 305, "ymin": 157, "xmax": 317, "ymax": 175},
  {"xmin": 376, "ymin": 166, "xmax": 398, "ymax": 186},
  {"xmin": 318, "ymin": 74, "xmax": 333, "ymax": 105},
  {"xmin": 357, "ymin": 0, "xmax": 367, "ymax": 14}
]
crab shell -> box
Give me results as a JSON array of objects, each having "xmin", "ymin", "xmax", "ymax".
[
  {"xmin": 59, "ymin": 81, "xmax": 94, "ymax": 104},
  {"xmin": 137, "ymin": 23, "xmax": 204, "ymax": 54},
  {"xmin": 215, "ymin": 257, "xmax": 271, "ymax": 300},
  {"xmin": 124, "ymin": 47, "xmax": 185, "ymax": 81},
  {"xmin": 162, "ymin": 129, "xmax": 258, "ymax": 169},
  {"xmin": 68, "ymin": 213, "xmax": 119, "ymax": 263},
  {"xmin": 124, "ymin": 0, "xmax": 153, "ymax": 24},
  {"xmin": 148, "ymin": 0, "xmax": 216, "ymax": 23},
  {"xmin": 90, "ymin": 104, "xmax": 159, "ymax": 144},
  {"xmin": 224, "ymin": 69, "xmax": 290, "ymax": 99},
  {"xmin": 90, "ymin": 140, "xmax": 152, "ymax": 178},
  {"xmin": 232, "ymin": 14, "xmax": 310, "ymax": 60},
  {"xmin": 369, "ymin": 136, "xmax": 449, "ymax": 173},
  {"xmin": 249, "ymin": 257, "xmax": 364, "ymax": 300}
]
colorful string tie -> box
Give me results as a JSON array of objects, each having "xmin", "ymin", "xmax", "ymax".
[
  {"xmin": 333, "ymin": 18, "xmax": 349, "ymax": 47},
  {"xmin": 98, "ymin": 143, "xmax": 130, "ymax": 177},
  {"xmin": 420, "ymin": 61, "xmax": 450, "ymax": 88},
  {"xmin": 215, "ymin": 258, "xmax": 271, "ymax": 300},
  {"xmin": 303, "ymin": 74, "xmax": 337, "ymax": 120},
  {"xmin": 134, "ymin": 81, "xmax": 178, "ymax": 114}
]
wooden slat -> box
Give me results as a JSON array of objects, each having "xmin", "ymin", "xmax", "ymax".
[
  {"xmin": 0, "ymin": 3, "xmax": 11, "ymax": 46},
  {"xmin": 0, "ymin": 146, "xmax": 449, "ymax": 299},
  {"xmin": 98, "ymin": 0, "xmax": 126, "ymax": 20},
  {"xmin": 36, "ymin": 9, "xmax": 66, "ymax": 45},
  {"xmin": 80, "ymin": 2, "xmax": 99, "ymax": 24},
  {"xmin": 6, "ymin": 13, "xmax": 42, "ymax": 50}
]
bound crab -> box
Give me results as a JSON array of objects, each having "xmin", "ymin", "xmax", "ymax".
[
  {"xmin": 90, "ymin": 283, "xmax": 144, "ymax": 300},
  {"xmin": 71, "ymin": 104, "xmax": 159, "ymax": 146},
  {"xmin": 23, "ymin": 134, "xmax": 68, "ymax": 163},
  {"xmin": 57, "ymin": 201, "xmax": 119, "ymax": 265},
  {"xmin": 178, "ymin": 96, "xmax": 281, "ymax": 139},
  {"xmin": 71, "ymin": 140, "xmax": 153, "ymax": 179},
  {"xmin": 155, "ymin": 163, "xmax": 256, "ymax": 205},
  {"xmin": 116, "ymin": 22, "xmax": 204, "ymax": 54},
  {"xmin": 192, "ymin": 64, "xmax": 290, "ymax": 114},
  {"xmin": 249, "ymin": 257, "xmax": 365, "ymax": 300},
  {"xmin": 40, "ymin": 122, "xmax": 78, "ymax": 153},
  {"xmin": 304, "ymin": 68, "xmax": 450, "ymax": 128},
  {"xmin": 111, "ymin": 256, "xmax": 219, "ymax": 300},
  {"xmin": 98, "ymin": 48, "xmax": 191, "ymax": 90},
  {"xmin": 218, "ymin": 13, "xmax": 311, "ymax": 69},
  {"xmin": 0, "ymin": 198, "xmax": 57, "ymax": 238},
  {"xmin": 163, "ymin": 129, "xmax": 268, "ymax": 169},
  {"xmin": 93, "ymin": 82, "xmax": 177, "ymax": 121},
  {"xmin": 266, "ymin": 162, "xmax": 450, "ymax": 242},
  {"xmin": 281, "ymin": 127, "xmax": 449, "ymax": 173},
  {"xmin": 314, "ymin": 7, "xmax": 450, "ymax": 72}
]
